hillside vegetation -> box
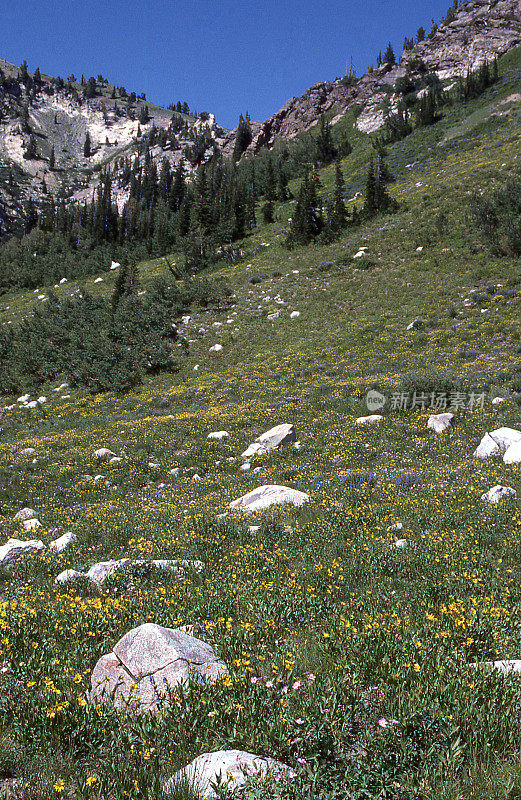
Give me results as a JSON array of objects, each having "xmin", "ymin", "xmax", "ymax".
[{"xmin": 2, "ymin": 40, "xmax": 521, "ymax": 800}]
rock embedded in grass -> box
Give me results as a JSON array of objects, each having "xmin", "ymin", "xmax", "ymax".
[
  {"xmin": 229, "ymin": 484, "xmax": 309, "ymax": 513},
  {"xmin": 474, "ymin": 428, "xmax": 521, "ymax": 459},
  {"xmin": 90, "ymin": 624, "xmax": 228, "ymax": 712},
  {"xmin": 55, "ymin": 558, "xmax": 204, "ymax": 586},
  {"xmin": 0, "ymin": 537, "xmax": 45, "ymax": 568},
  {"xmin": 49, "ymin": 532, "xmax": 77, "ymax": 552},
  {"xmin": 93, "ymin": 448, "xmax": 117, "ymax": 461},
  {"xmin": 22, "ymin": 519, "xmax": 41, "ymax": 531},
  {"xmin": 164, "ymin": 750, "xmax": 293, "ymax": 799},
  {"xmin": 481, "ymin": 485, "xmax": 517, "ymax": 504},
  {"xmin": 207, "ymin": 431, "xmax": 229, "ymax": 441},
  {"xmin": 356, "ymin": 415, "xmax": 383, "ymax": 426},
  {"xmin": 13, "ymin": 507, "xmax": 37, "ymax": 522},
  {"xmin": 241, "ymin": 423, "xmax": 297, "ymax": 459},
  {"xmin": 427, "ymin": 412, "xmax": 454, "ymax": 433}
]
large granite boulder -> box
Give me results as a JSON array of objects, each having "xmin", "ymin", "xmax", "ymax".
[
  {"xmin": 481, "ymin": 485, "xmax": 517, "ymax": 504},
  {"xmin": 241, "ymin": 424, "xmax": 296, "ymax": 459},
  {"xmin": 55, "ymin": 558, "xmax": 204, "ymax": 586},
  {"xmin": 90, "ymin": 624, "xmax": 228, "ymax": 712},
  {"xmin": 164, "ymin": 750, "xmax": 293, "ymax": 799},
  {"xmin": 229, "ymin": 484, "xmax": 309, "ymax": 513}
]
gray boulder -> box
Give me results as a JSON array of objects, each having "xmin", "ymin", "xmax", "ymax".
[
  {"xmin": 241, "ymin": 423, "xmax": 296, "ymax": 459},
  {"xmin": 90, "ymin": 624, "xmax": 228, "ymax": 712},
  {"xmin": 49, "ymin": 532, "xmax": 77, "ymax": 552},
  {"xmin": 229, "ymin": 484, "xmax": 309, "ymax": 513},
  {"xmin": 57, "ymin": 558, "xmax": 204, "ymax": 586},
  {"xmin": 164, "ymin": 750, "xmax": 293, "ymax": 799}
]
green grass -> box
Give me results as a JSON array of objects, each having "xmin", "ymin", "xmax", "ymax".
[{"xmin": 3, "ymin": 45, "xmax": 521, "ymax": 800}]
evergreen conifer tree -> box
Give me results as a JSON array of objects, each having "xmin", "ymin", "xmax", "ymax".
[
  {"xmin": 383, "ymin": 42, "xmax": 396, "ymax": 66},
  {"xmin": 49, "ymin": 145, "xmax": 55, "ymax": 171},
  {"xmin": 84, "ymin": 132, "xmax": 91, "ymax": 158},
  {"xmin": 316, "ymin": 115, "xmax": 337, "ymax": 165}
]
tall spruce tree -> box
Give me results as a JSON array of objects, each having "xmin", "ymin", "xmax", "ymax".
[
  {"xmin": 383, "ymin": 42, "xmax": 396, "ymax": 66},
  {"xmin": 233, "ymin": 113, "xmax": 252, "ymax": 162},
  {"xmin": 332, "ymin": 160, "xmax": 347, "ymax": 231},
  {"xmin": 316, "ymin": 114, "xmax": 337, "ymax": 165},
  {"xmin": 84, "ymin": 132, "xmax": 91, "ymax": 158}
]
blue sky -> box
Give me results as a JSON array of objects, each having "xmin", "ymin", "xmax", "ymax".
[{"xmin": 1, "ymin": 0, "xmax": 453, "ymax": 128}]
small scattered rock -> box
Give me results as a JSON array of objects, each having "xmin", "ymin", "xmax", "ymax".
[
  {"xmin": 207, "ymin": 431, "xmax": 229, "ymax": 441},
  {"xmin": 49, "ymin": 532, "xmax": 77, "ymax": 553}
]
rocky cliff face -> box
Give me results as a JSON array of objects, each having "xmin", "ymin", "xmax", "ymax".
[
  {"xmin": 233, "ymin": 0, "xmax": 521, "ymax": 151},
  {"xmin": 0, "ymin": 59, "xmax": 227, "ymax": 233}
]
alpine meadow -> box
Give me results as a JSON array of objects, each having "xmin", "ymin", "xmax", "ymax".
[{"xmin": 4, "ymin": 1, "xmax": 521, "ymax": 798}]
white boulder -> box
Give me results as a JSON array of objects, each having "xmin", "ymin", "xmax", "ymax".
[
  {"xmin": 229, "ymin": 484, "xmax": 309, "ymax": 513},
  {"xmin": 207, "ymin": 431, "xmax": 229, "ymax": 441},
  {"xmin": 241, "ymin": 423, "xmax": 296, "ymax": 460},
  {"xmin": 110, "ymin": 261, "xmax": 121, "ymax": 270},
  {"xmin": 18, "ymin": 448, "xmax": 36, "ymax": 456},
  {"xmin": 90, "ymin": 624, "xmax": 228, "ymax": 712},
  {"xmin": 356, "ymin": 415, "xmax": 383, "ymax": 426},
  {"xmin": 94, "ymin": 448, "xmax": 117, "ymax": 461},
  {"xmin": 209, "ymin": 344, "xmax": 223, "ymax": 352},
  {"xmin": 164, "ymin": 750, "xmax": 292, "ymax": 799},
  {"xmin": 23, "ymin": 519, "xmax": 41, "ymax": 531},
  {"xmin": 14, "ymin": 507, "xmax": 37, "ymax": 522},
  {"xmin": 481, "ymin": 485, "xmax": 517, "ymax": 504},
  {"xmin": 49, "ymin": 532, "xmax": 77, "ymax": 553},
  {"xmin": 0, "ymin": 538, "xmax": 45, "ymax": 568},
  {"xmin": 290, "ymin": 311, "xmax": 300, "ymax": 319},
  {"xmin": 474, "ymin": 428, "xmax": 521, "ymax": 459},
  {"xmin": 504, "ymin": 441, "xmax": 521, "ymax": 464},
  {"xmin": 427, "ymin": 413, "xmax": 454, "ymax": 433}
]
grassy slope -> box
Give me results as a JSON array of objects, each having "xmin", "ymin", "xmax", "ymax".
[{"xmin": 2, "ymin": 47, "xmax": 521, "ymax": 799}]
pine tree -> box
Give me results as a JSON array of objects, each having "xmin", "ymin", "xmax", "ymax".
[
  {"xmin": 286, "ymin": 172, "xmax": 322, "ymax": 245},
  {"xmin": 316, "ymin": 114, "xmax": 337, "ymax": 165},
  {"xmin": 233, "ymin": 113, "xmax": 253, "ymax": 162},
  {"xmin": 111, "ymin": 263, "xmax": 141, "ymax": 311},
  {"xmin": 49, "ymin": 145, "xmax": 55, "ymax": 170},
  {"xmin": 23, "ymin": 135, "xmax": 37, "ymax": 160},
  {"xmin": 416, "ymin": 26, "xmax": 426, "ymax": 43},
  {"xmin": 24, "ymin": 198, "xmax": 38, "ymax": 233},
  {"xmin": 332, "ymin": 160, "xmax": 347, "ymax": 231},
  {"xmin": 265, "ymin": 158, "xmax": 277, "ymax": 202},
  {"xmin": 383, "ymin": 42, "xmax": 396, "ymax": 66},
  {"xmin": 84, "ymin": 132, "xmax": 91, "ymax": 158}
]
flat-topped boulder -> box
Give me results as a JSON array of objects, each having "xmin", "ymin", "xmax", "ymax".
[
  {"xmin": 90, "ymin": 624, "xmax": 228, "ymax": 712},
  {"xmin": 474, "ymin": 428, "xmax": 521, "ymax": 459},
  {"xmin": 241, "ymin": 423, "xmax": 296, "ymax": 459},
  {"xmin": 229, "ymin": 484, "xmax": 309, "ymax": 513},
  {"xmin": 0, "ymin": 538, "xmax": 45, "ymax": 568},
  {"xmin": 164, "ymin": 750, "xmax": 293, "ymax": 799}
]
